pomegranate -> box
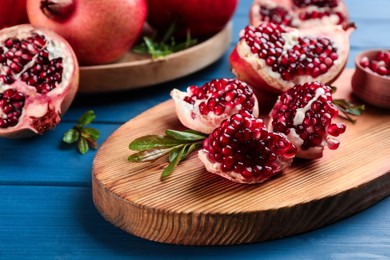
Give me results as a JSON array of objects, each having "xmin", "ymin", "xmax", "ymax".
[
  {"xmin": 198, "ymin": 110, "xmax": 296, "ymax": 184},
  {"xmin": 145, "ymin": 0, "xmax": 238, "ymax": 39},
  {"xmin": 0, "ymin": 24, "xmax": 78, "ymax": 138},
  {"xmin": 26, "ymin": 0, "xmax": 148, "ymax": 65},
  {"xmin": 360, "ymin": 50, "xmax": 390, "ymax": 77},
  {"xmin": 229, "ymin": 22, "xmax": 354, "ymax": 94},
  {"xmin": 171, "ymin": 78, "xmax": 259, "ymax": 134},
  {"xmin": 269, "ymin": 81, "xmax": 345, "ymax": 159},
  {"xmin": 0, "ymin": 0, "xmax": 28, "ymax": 29},
  {"xmin": 250, "ymin": 0, "xmax": 349, "ymax": 28}
]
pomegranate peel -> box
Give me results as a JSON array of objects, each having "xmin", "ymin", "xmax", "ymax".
[
  {"xmin": 0, "ymin": 24, "xmax": 79, "ymax": 138},
  {"xmin": 230, "ymin": 22, "xmax": 355, "ymax": 94},
  {"xmin": 27, "ymin": 0, "xmax": 148, "ymax": 65},
  {"xmin": 171, "ymin": 78, "xmax": 259, "ymax": 134}
]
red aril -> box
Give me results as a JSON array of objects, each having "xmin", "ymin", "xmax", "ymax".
[
  {"xmin": 269, "ymin": 81, "xmax": 345, "ymax": 159},
  {"xmin": 171, "ymin": 78, "xmax": 259, "ymax": 134},
  {"xmin": 359, "ymin": 50, "xmax": 390, "ymax": 77},
  {"xmin": 198, "ymin": 110, "xmax": 296, "ymax": 184},
  {"xmin": 0, "ymin": 0, "xmax": 28, "ymax": 29},
  {"xmin": 250, "ymin": 0, "xmax": 349, "ymax": 28},
  {"xmin": 26, "ymin": 0, "xmax": 147, "ymax": 65},
  {"xmin": 0, "ymin": 24, "xmax": 78, "ymax": 138},
  {"xmin": 229, "ymin": 22, "xmax": 354, "ymax": 94},
  {"xmin": 145, "ymin": 0, "xmax": 238, "ymax": 39}
]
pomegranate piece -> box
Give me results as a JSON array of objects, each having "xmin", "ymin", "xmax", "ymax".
[
  {"xmin": 26, "ymin": 0, "xmax": 147, "ymax": 65},
  {"xmin": 269, "ymin": 81, "xmax": 346, "ymax": 159},
  {"xmin": 0, "ymin": 25, "xmax": 79, "ymax": 138},
  {"xmin": 171, "ymin": 78, "xmax": 259, "ymax": 134},
  {"xmin": 198, "ymin": 111, "xmax": 296, "ymax": 184},
  {"xmin": 250, "ymin": 0, "xmax": 349, "ymax": 28},
  {"xmin": 229, "ymin": 22, "xmax": 354, "ymax": 94},
  {"xmin": 359, "ymin": 50, "xmax": 390, "ymax": 77}
]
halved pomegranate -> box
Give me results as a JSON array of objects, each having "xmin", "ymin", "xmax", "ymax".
[
  {"xmin": 269, "ymin": 81, "xmax": 345, "ymax": 159},
  {"xmin": 171, "ymin": 78, "xmax": 259, "ymax": 134},
  {"xmin": 0, "ymin": 24, "xmax": 78, "ymax": 138},
  {"xmin": 198, "ymin": 110, "xmax": 296, "ymax": 184},
  {"xmin": 250, "ymin": 0, "xmax": 349, "ymax": 28},
  {"xmin": 229, "ymin": 22, "xmax": 354, "ymax": 94}
]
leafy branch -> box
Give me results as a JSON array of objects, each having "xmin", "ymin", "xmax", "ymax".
[
  {"xmin": 331, "ymin": 86, "xmax": 365, "ymax": 123},
  {"xmin": 62, "ymin": 110, "xmax": 100, "ymax": 154},
  {"xmin": 133, "ymin": 23, "xmax": 198, "ymax": 59},
  {"xmin": 128, "ymin": 129, "xmax": 207, "ymax": 179}
]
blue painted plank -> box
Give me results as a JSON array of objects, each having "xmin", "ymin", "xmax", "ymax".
[
  {"xmin": 0, "ymin": 185, "xmax": 389, "ymax": 259},
  {"xmin": 0, "ymin": 122, "xmax": 119, "ymax": 186}
]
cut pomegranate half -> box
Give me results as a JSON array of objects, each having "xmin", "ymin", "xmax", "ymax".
[
  {"xmin": 229, "ymin": 22, "xmax": 354, "ymax": 94},
  {"xmin": 171, "ymin": 78, "xmax": 259, "ymax": 134},
  {"xmin": 0, "ymin": 25, "xmax": 79, "ymax": 138},
  {"xmin": 198, "ymin": 110, "xmax": 296, "ymax": 184}
]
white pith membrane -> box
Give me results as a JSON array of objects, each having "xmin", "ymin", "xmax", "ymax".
[
  {"xmin": 170, "ymin": 82, "xmax": 259, "ymax": 134},
  {"xmin": 268, "ymin": 84, "xmax": 342, "ymax": 159},
  {"xmin": 0, "ymin": 25, "xmax": 75, "ymax": 135},
  {"xmin": 250, "ymin": 0, "xmax": 347, "ymax": 28},
  {"xmin": 233, "ymin": 23, "xmax": 351, "ymax": 92}
]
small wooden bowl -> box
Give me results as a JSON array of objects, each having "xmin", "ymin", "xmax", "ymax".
[{"xmin": 351, "ymin": 49, "xmax": 390, "ymax": 109}]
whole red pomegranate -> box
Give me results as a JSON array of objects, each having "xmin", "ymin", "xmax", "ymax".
[
  {"xmin": 0, "ymin": 0, "xmax": 28, "ymax": 29},
  {"xmin": 145, "ymin": 0, "xmax": 238, "ymax": 39},
  {"xmin": 198, "ymin": 110, "xmax": 296, "ymax": 184},
  {"xmin": 229, "ymin": 22, "xmax": 354, "ymax": 94},
  {"xmin": 171, "ymin": 78, "xmax": 259, "ymax": 134},
  {"xmin": 26, "ymin": 0, "xmax": 147, "ymax": 65},
  {"xmin": 0, "ymin": 24, "xmax": 79, "ymax": 138},
  {"xmin": 250, "ymin": 0, "xmax": 349, "ymax": 28},
  {"xmin": 269, "ymin": 81, "xmax": 345, "ymax": 159}
]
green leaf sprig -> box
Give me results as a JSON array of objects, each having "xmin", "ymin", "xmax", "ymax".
[
  {"xmin": 128, "ymin": 129, "xmax": 207, "ymax": 179},
  {"xmin": 133, "ymin": 22, "xmax": 198, "ymax": 59},
  {"xmin": 331, "ymin": 86, "xmax": 365, "ymax": 123},
  {"xmin": 63, "ymin": 110, "xmax": 100, "ymax": 154}
]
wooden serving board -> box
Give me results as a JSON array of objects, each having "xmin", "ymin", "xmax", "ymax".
[{"xmin": 92, "ymin": 69, "xmax": 390, "ymax": 245}]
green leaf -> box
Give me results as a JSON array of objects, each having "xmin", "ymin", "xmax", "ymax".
[
  {"xmin": 333, "ymin": 99, "xmax": 365, "ymax": 124},
  {"xmin": 82, "ymin": 127, "xmax": 100, "ymax": 141},
  {"xmin": 183, "ymin": 142, "xmax": 202, "ymax": 158},
  {"xmin": 62, "ymin": 128, "xmax": 79, "ymax": 144},
  {"xmin": 165, "ymin": 129, "xmax": 207, "ymax": 141},
  {"xmin": 162, "ymin": 21, "xmax": 176, "ymax": 43},
  {"xmin": 161, "ymin": 145, "xmax": 186, "ymax": 179},
  {"xmin": 78, "ymin": 137, "xmax": 89, "ymax": 155},
  {"xmin": 77, "ymin": 110, "xmax": 96, "ymax": 127},
  {"xmin": 168, "ymin": 145, "xmax": 183, "ymax": 162},
  {"xmin": 128, "ymin": 147, "xmax": 173, "ymax": 162},
  {"xmin": 129, "ymin": 135, "xmax": 183, "ymax": 151},
  {"xmin": 333, "ymin": 99, "xmax": 365, "ymax": 116}
]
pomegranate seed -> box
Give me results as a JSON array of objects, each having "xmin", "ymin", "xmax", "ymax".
[{"xmin": 377, "ymin": 66, "xmax": 389, "ymax": 76}]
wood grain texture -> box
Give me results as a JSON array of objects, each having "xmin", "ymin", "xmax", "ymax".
[
  {"xmin": 78, "ymin": 23, "xmax": 232, "ymax": 93},
  {"xmin": 92, "ymin": 69, "xmax": 390, "ymax": 245}
]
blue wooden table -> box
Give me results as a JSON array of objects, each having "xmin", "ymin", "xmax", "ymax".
[{"xmin": 1, "ymin": 0, "xmax": 389, "ymax": 258}]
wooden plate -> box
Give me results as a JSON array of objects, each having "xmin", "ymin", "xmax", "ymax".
[
  {"xmin": 78, "ymin": 23, "xmax": 232, "ymax": 93},
  {"xmin": 92, "ymin": 69, "xmax": 390, "ymax": 245}
]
